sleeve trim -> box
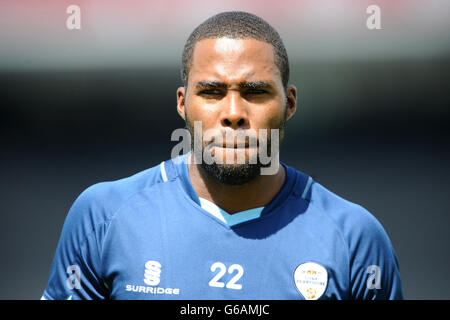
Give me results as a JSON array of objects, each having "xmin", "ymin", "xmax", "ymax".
[{"xmin": 41, "ymin": 291, "xmax": 54, "ymax": 300}]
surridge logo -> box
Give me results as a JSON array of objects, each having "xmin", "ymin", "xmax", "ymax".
[
  {"xmin": 125, "ymin": 260, "xmax": 180, "ymax": 295},
  {"xmin": 144, "ymin": 260, "xmax": 161, "ymax": 286}
]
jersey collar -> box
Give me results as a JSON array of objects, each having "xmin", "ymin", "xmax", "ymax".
[{"xmin": 168, "ymin": 153, "xmax": 298, "ymax": 227}]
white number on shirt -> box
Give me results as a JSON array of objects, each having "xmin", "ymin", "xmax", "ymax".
[{"xmin": 208, "ymin": 262, "xmax": 244, "ymax": 290}]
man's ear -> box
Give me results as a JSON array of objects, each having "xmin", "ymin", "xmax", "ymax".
[
  {"xmin": 285, "ymin": 85, "xmax": 297, "ymax": 121},
  {"xmin": 177, "ymin": 86, "xmax": 186, "ymax": 120}
]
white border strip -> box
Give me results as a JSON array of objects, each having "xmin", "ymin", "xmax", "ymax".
[
  {"xmin": 301, "ymin": 176, "xmax": 313, "ymax": 200},
  {"xmin": 160, "ymin": 161, "xmax": 168, "ymax": 182}
]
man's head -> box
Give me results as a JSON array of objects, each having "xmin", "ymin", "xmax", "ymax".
[
  {"xmin": 181, "ymin": 11, "xmax": 290, "ymax": 89},
  {"xmin": 177, "ymin": 11, "xmax": 297, "ymax": 185}
]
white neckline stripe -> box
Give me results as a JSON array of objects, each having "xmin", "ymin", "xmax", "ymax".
[
  {"xmin": 160, "ymin": 161, "xmax": 168, "ymax": 182},
  {"xmin": 199, "ymin": 197, "xmax": 264, "ymax": 227},
  {"xmin": 199, "ymin": 198, "xmax": 227, "ymax": 224},
  {"xmin": 301, "ymin": 176, "xmax": 313, "ymax": 199}
]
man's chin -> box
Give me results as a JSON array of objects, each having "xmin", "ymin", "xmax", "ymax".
[
  {"xmin": 205, "ymin": 146, "xmax": 259, "ymax": 166},
  {"xmin": 200, "ymin": 162, "xmax": 262, "ymax": 186}
]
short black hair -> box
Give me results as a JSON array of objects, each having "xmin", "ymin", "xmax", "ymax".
[{"xmin": 181, "ymin": 11, "xmax": 290, "ymax": 89}]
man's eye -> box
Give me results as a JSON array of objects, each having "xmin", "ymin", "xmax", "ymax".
[
  {"xmin": 246, "ymin": 89, "xmax": 267, "ymax": 95},
  {"xmin": 200, "ymin": 89, "xmax": 222, "ymax": 95}
]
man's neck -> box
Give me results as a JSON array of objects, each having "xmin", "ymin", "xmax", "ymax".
[{"xmin": 187, "ymin": 154, "xmax": 286, "ymax": 214}]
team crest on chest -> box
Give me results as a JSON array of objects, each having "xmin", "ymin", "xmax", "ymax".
[{"xmin": 293, "ymin": 262, "xmax": 328, "ymax": 300}]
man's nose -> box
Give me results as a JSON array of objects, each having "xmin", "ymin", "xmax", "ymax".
[{"xmin": 220, "ymin": 91, "xmax": 249, "ymax": 129}]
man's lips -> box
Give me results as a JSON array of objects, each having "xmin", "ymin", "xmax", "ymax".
[
  {"xmin": 207, "ymin": 140, "xmax": 259, "ymax": 149},
  {"xmin": 214, "ymin": 143, "xmax": 250, "ymax": 148}
]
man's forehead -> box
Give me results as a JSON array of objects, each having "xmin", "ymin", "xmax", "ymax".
[
  {"xmin": 213, "ymin": 38, "xmax": 247, "ymax": 54},
  {"xmin": 189, "ymin": 37, "xmax": 280, "ymax": 85},
  {"xmin": 192, "ymin": 37, "xmax": 275, "ymax": 61}
]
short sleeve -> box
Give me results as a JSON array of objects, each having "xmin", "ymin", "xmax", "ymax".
[
  {"xmin": 42, "ymin": 186, "xmax": 109, "ymax": 300},
  {"xmin": 348, "ymin": 206, "xmax": 404, "ymax": 300}
]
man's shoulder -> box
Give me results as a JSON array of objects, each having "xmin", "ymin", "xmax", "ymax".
[
  {"xmin": 305, "ymin": 177, "xmax": 391, "ymax": 247},
  {"xmin": 85, "ymin": 162, "xmax": 164, "ymax": 203},
  {"xmin": 65, "ymin": 162, "xmax": 166, "ymax": 227}
]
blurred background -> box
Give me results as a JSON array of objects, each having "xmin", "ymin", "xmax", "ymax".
[{"xmin": 0, "ymin": 0, "xmax": 449, "ymax": 299}]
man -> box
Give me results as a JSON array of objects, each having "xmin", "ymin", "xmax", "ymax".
[{"xmin": 42, "ymin": 11, "xmax": 403, "ymax": 300}]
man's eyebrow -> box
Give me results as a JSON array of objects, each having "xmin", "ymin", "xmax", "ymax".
[
  {"xmin": 195, "ymin": 81, "xmax": 228, "ymax": 89},
  {"xmin": 239, "ymin": 81, "xmax": 273, "ymax": 90},
  {"xmin": 195, "ymin": 80, "xmax": 274, "ymax": 90}
]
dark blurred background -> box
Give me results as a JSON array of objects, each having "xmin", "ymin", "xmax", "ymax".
[{"xmin": 0, "ymin": 0, "xmax": 449, "ymax": 299}]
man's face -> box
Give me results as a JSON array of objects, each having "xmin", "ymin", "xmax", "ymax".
[{"xmin": 177, "ymin": 37, "xmax": 296, "ymax": 185}]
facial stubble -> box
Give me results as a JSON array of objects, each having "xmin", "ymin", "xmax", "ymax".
[{"xmin": 185, "ymin": 105, "xmax": 286, "ymax": 186}]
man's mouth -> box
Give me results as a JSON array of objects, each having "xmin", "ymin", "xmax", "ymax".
[
  {"xmin": 206, "ymin": 136, "xmax": 259, "ymax": 149},
  {"xmin": 213, "ymin": 142, "xmax": 251, "ymax": 149}
]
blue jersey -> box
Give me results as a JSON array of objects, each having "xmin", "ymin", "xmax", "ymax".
[{"xmin": 42, "ymin": 154, "xmax": 403, "ymax": 300}]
